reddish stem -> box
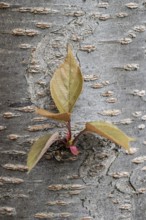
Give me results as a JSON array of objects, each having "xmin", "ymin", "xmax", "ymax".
[
  {"xmin": 66, "ymin": 120, "xmax": 72, "ymax": 141},
  {"xmin": 72, "ymin": 129, "xmax": 86, "ymax": 145}
]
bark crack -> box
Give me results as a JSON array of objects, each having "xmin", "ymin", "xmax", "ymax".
[
  {"xmin": 128, "ymin": 170, "xmax": 137, "ymax": 192},
  {"xmin": 105, "ymin": 151, "xmax": 119, "ymax": 176}
]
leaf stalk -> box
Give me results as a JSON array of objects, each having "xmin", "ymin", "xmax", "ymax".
[{"xmin": 72, "ymin": 129, "xmax": 86, "ymax": 145}]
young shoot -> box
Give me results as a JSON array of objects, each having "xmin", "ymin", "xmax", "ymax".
[{"xmin": 27, "ymin": 45, "xmax": 135, "ymax": 173}]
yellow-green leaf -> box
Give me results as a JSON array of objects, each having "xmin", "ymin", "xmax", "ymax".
[
  {"xmin": 50, "ymin": 45, "xmax": 83, "ymax": 113},
  {"xmin": 36, "ymin": 108, "xmax": 70, "ymax": 122},
  {"xmin": 85, "ymin": 121, "xmax": 135, "ymax": 152},
  {"xmin": 27, "ymin": 132, "xmax": 59, "ymax": 173}
]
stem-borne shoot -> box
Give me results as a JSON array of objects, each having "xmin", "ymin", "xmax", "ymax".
[{"xmin": 27, "ymin": 45, "xmax": 135, "ymax": 172}]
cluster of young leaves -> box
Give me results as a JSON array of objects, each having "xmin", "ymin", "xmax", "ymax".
[{"xmin": 27, "ymin": 45, "xmax": 135, "ymax": 173}]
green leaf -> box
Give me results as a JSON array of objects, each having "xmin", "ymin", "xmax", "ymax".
[
  {"xmin": 50, "ymin": 44, "xmax": 83, "ymax": 113},
  {"xmin": 36, "ymin": 108, "xmax": 71, "ymax": 122},
  {"xmin": 85, "ymin": 121, "xmax": 135, "ymax": 152},
  {"xmin": 27, "ymin": 132, "xmax": 59, "ymax": 173}
]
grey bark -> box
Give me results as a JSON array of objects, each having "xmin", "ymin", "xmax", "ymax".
[{"xmin": 0, "ymin": 0, "xmax": 146, "ymax": 219}]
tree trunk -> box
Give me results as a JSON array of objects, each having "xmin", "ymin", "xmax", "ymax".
[{"xmin": 1, "ymin": 0, "xmax": 146, "ymax": 219}]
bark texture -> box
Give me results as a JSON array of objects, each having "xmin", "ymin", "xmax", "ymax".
[{"xmin": 0, "ymin": 0, "xmax": 146, "ymax": 219}]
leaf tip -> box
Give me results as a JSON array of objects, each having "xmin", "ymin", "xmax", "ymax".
[
  {"xmin": 67, "ymin": 43, "xmax": 72, "ymax": 52},
  {"xmin": 129, "ymin": 137, "xmax": 136, "ymax": 142},
  {"xmin": 35, "ymin": 107, "xmax": 39, "ymax": 114},
  {"xmin": 27, "ymin": 169, "xmax": 31, "ymax": 175}
]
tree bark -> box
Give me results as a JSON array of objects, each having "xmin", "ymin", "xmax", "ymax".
[{"xmin": 1, "ymin": 0, "xmax": 146, "ymax": 219}]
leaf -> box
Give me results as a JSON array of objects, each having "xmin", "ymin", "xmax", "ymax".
[
  {"xmin": 27, "ymin": 132, "xmax": 59, "ymax": 173},
  {"xmin": 50, "ymin": 44, "xmax": 83, "ymax": 113},
  {"xmin": 69, "ymin": 146, "xmax": 79, "ymax": 156},
  {"xmin": 36, "ymin": 108, "xmax": 70, "ymax": 122},
  {"xmin": 85, "ymin": 121, "xmax": 135, "ymax": 151}
]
